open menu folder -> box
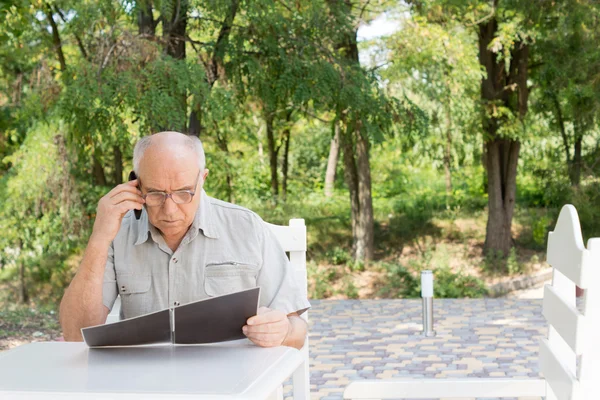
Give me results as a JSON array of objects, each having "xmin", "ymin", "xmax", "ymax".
[{"xmin": 81, "ymin": 287, "xmax": 260, "ymax": 347}]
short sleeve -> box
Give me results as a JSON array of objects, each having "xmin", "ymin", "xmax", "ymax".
[
  {"xmin": 102, "ymin": 242, "xmax": 118, "ymax": 311},
  {"xmin": 256, "ymin": 219, "xmax": 311, "ymax": 316}
]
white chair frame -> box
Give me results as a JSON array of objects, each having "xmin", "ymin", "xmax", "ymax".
[
  {"xmin": 107, "ymin": 218, "xmax": 310, "ymax": 400},
  {"xmin": 344, "ymin": 205, "xmax": 600, "ymax": 400}
]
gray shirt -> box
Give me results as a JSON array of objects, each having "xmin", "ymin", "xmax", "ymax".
[{"xmin": 102, "ymin": 190, "xmax": 310, "ymax": 320}]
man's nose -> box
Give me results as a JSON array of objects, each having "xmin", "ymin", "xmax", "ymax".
[{"xmin": 162, "ymin": 195, "xmax": 179, "ymax": 214}]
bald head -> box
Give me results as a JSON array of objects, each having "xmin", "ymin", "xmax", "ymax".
[{"xmin": 133, "ymin": 132, "xmax": 205, "ymax": 175}]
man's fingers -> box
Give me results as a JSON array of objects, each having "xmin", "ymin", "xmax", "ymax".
[
  {"xmin": 243, "ymin": 323, "xmax": 284, "ymax": 334},
  {"xmin": 118, "ymin": 200, "xmax": 143, "ymax": 213},
  {"xmin": 247, "ymin": 309, "xmax": 284, "ymax": 325},
  {"xmin": 111, "ymin": 191, "xmax": 145, "ymax": 205},
  {"xmin": 245, "ymin": 333, "xmax": 280, "ymax": 347},
  {"xmin": 108, "ymin": 182, "xmax": 142, "ymax": 198}
]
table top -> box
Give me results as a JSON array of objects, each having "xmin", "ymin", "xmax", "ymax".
[{"xmin": 0, "ymin": 340, "xmax": 303, "ymax": 399}]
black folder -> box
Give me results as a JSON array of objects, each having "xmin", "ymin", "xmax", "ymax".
[{"xmin": 81, "ymin": 287, "xmax": 260, "ymax": 347}]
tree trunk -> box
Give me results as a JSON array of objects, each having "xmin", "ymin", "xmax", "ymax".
[
  {"xmin": 161, "ymin": 0, "xmax": 187, "ymax": 132},
  {"xmin": 188, "ymin": 0, "xmax": 240, "ymax": 136},
  {"xmin": 484, "ymin": 139, "xmax": 520, "ymax": 256},
  {"xmin": 356, "ymin": 129, "xmax": 374, "ymax": 261},
  {"xmin": 443, "ymin": 104, "xmax": 453, "ymax": 196},
  {"xmin": 571, "ymin": 133, "xmax": 583, "ymax": 187},
  {"xmin": 340, "ymin": 126, "xmax": 360, "ymax": 253},
  {"xmin": 552, "ymin": 93, "xmax": 571, "ymax": 165},
  {"xmin": 162, "ymin": 0, "xmax": 187, "ymax": 60},
  {"xmin": 44, "ymin": 5, "xmax": 67, "ymax": 72},
  {"xmin": 479, "ymin": 13, "xmax": 529, "ymax": 259},
  {"xmin": 19, "ymin": 259, "xmax": 28, "ymax": 304},
  {"xmin": 113, "ymin": 145, "xmax": 123, "ymax": 185},
  {"xmin": 188, "ymin": 112, "xmax": 201, "ymax": 137},
  {"xmin": 215, "ymin": 131, "xmax": 234, "ymax": 203},
  {"xmin": 138, "ymin": 0, "xmax": 156, "ymax": 36},
  {"xmin": 325, "ymin": 124, "xmax": 341, "ymax": 197},
  {"xmin": 331, "ymin": 5, "xmax": 374, "ymax": 261},
  {"xmin": 265, "ymin": 110, "xmax": 279, "ymax": 200},
  {"xmin": 55, "ymin": 6, "xmax": 89, "ymax": 61},
  {"xmin": 17, "ymin": 239, "xmax": 28, "ymax": 304},
  {"xmin": 282, "ymin": 114, "xmax": 292, "ymax": 202},
  {"xmin": 93, "ymin": 153, "xmax": 107, "ymax": 186}
]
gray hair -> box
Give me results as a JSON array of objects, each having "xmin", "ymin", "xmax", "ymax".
[{"xmin": 133, "ymin": 133, "xmax": 206, "ymax": 174}]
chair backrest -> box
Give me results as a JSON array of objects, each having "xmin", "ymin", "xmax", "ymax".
[
  {"xmin": 264, "ymin": 218, "xmax": 309, "ymax": 321},
  {"xmin": 265, "ymin": 218, "xmax": 311, "ymax": 400},
  {"xmin": 542, "ymin": 205, "xmax": 600, "ymax": 400}
]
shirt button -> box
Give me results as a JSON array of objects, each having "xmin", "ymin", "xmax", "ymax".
[
  {"xmin": 172, "ymin": 257, "xmax": 178, "ymax": 263},
  {"xmin": 173, "ymin": 301, "xmax": 180, "ymax": 306}
]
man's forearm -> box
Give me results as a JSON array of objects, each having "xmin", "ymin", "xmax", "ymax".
[
  {"xmin": 59, "ymin": 234, "xmax": 111, "ymax": 341},
  {"xmin": 282, "ymin": 315, "xmax": 308, "ymax": 350}
]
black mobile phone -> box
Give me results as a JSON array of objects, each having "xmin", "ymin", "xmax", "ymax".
[{"xmin": 128, "ymin": 170, "xmax": 142, "ymax": 220}]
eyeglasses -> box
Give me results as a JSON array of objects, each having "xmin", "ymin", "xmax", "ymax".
[{"xmin": 140, "ymin": 171, "xmax": 201, "ymax": 207}]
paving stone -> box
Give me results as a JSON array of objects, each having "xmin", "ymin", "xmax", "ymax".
[{"xmin": 284, "ymin": 299, "xmax": 546, "ymax": 400}]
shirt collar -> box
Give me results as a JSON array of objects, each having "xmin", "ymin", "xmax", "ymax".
[{"xmin": 134, "ymin": 189, "xmax": 219, "ymax": 246}]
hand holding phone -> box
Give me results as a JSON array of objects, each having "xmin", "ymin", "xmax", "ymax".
[
  {"xmin": 129, "ymin": 171, "xmax": 142, "ymax": 220},
  {"xmin": 91, "ymin": 172, "xmax": 145, "ymax": 244}
]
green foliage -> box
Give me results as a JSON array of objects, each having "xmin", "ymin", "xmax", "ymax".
[
  {"xmin": 342, "ymin": 276, "xmax": 359, "ymax": 299},
  {"xmin": 377, "ymin": 263, "xmax": 420, "ymax": 298},
  {"xmin": 327, "ymin": 246, "xmax": 352, "ymax": 266},
  {"xmin": 1, "ymin": 0, "xmax": 600, "ymax": 307},
  {"xmin": 571, "ymin": 181, "xmax": 600, "ymax": 240},
  {"xmin": 0, "ymin": 122, "xmax": 90, "ymax": 303},
  {"xmin": 432, "ymin": 267, "xmax": 488, "ymax": 298},
  {"xmin": 532, "ymin": 215, "xmax": 552, "ymax": 248},
  {"xmin": 307, "ymin": 262, "xmax": 336, "ymax": 299},
  {"xmin": 377, "ymin": 263, "xmax": 487, "ymax": 299},
  {"xmin": 506, "ymin": 248, "xmax": 524, "ymax": 275}
]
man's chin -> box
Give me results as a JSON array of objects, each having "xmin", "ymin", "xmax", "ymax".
[{"xmin": 157, "ymin": 221, "xmax": 184, "ymax": 234}]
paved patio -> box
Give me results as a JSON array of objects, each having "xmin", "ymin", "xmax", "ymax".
[{"xmin": 288, "ymin": 299, "xmax": 549, "ymax": 400}]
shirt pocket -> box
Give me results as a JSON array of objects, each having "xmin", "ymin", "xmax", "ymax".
[
  {"xmin": 204, "ymin": 262, "xmax": 258, "ymax": 297},
  {"xmin": 116, "ymin": 273, "xmax": 152, "ymax": 318}
]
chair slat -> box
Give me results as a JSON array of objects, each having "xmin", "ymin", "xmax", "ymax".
[
  {"xmin": 547, "ymin": 205, "xmax": 589, "ymax": 288},
  {"xmin": 539, "ymin": 338, "xmax": 580, "ymax": 400},
  {"xmin": 543, "ymin": 284, "xmax": 584, "ymax": 354},
  {"xmin": 266, "ymin": 223, "xmax": 307, "ymax": 252},
  {"xmin": 343, "ymin": 379, "xmax": 546, "ymax": 399}
]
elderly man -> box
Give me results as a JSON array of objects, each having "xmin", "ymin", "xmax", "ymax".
[{"xmin": 60, "ymin": 132, "xmax": 310, "ymax": 349}]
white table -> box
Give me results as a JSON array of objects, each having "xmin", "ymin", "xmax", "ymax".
[{"xmin": 0, "ymin": 340, "xmax": 303, "ymax": 399}]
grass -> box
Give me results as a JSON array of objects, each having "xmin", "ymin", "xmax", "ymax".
[{"xmin": 0, "ymin": 303, "xmax": 62, "ymax": 351}]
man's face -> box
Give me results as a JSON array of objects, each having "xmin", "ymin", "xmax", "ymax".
[{"xmin": 138, "ymin": 147, "xmax": 208, "ymax": 239}]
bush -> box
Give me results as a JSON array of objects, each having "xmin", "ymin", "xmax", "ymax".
[
  {"xmin": 377, "ymin": 263, "xmax": 420, "ymax": 298},
  {"xmin": 326, "ymin": 246, "xmax": 352, "ymax": 266},
  {"xmin": 432, "ymin": 267, "xmax": 488, "ymax": 298}
]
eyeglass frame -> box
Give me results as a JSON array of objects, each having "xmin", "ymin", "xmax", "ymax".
[{"xmin": 139, "ymin": 170, "xmax": 202, "ymax": 207}]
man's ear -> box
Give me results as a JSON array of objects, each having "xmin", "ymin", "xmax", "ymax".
[{"xmin": 201, "ymin": 169, "xmax": 209, "ymax": 183}]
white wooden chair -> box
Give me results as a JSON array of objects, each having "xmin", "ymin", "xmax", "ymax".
[
  {"xmin": 106, "ymin": 218, "xmax": 310, "ymax": 400},
  {"xmin": 344, "ymin": 205, "xmax": 600, "ymax": 400}
]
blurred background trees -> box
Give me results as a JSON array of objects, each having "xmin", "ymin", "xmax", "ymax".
[{"xmin": 1, "ymin": 0, "xmax": 599, "ymax": 305}]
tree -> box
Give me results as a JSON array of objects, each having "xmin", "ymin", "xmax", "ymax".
[
  {"xmin": 323, "ymin": 0, "xmax": 425, "ymax": 261},
  {"xmin": 533, "ymin": 0, "xmax": 600, "ymax": 187},
  {"xmin": 384, "ymin": 16, "xmax": 481, "ymax": 197},
  {"xmin": 409, "ymin": 0, "xmax": 548, "ymax": 258}
]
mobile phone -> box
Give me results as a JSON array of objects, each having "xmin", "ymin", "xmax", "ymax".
[{"xmin": 128, "ymin": 170, "xmax": 142, "ymax": 220}]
